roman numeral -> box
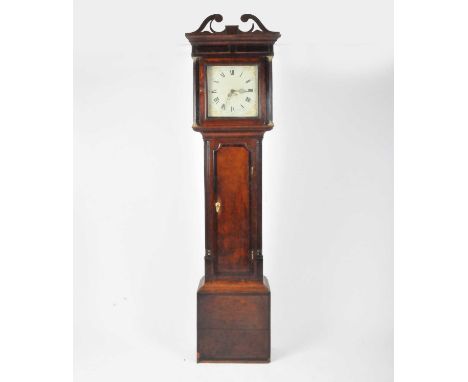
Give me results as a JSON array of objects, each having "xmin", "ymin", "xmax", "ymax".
[
  {"xmin": 213, "ymin": 80, "xmax": 219, "ymax": 83},
  {"xmin": 245, "ymin": 79, "xmax": 251, "ymax": 83},
  {"xmin": 240, "ymin": 72, "xmax": 243, "ymax": 77},
  {"xmin": 211, "ymin": 90, "xmax": 217, "ymax": 93},
  {"xmin": 230, "ymin": 69, "xmax": 234, "ymax": 75},
  {"xmin": 221, "ymin": 104, "xmax": 226, "ymax": 110},
  {"xmin": 241, "ymin": 104, "xmax": 245, "ymax": 109},
  {"xmin": 213, "ymin": 97, "xmax": 219, "ymax": 103},
  {"xmin": 231, "ymin": 106, "xmax": 234, "ymax": 112},
  {"xmin": 220, "ymin": 72, "xmax": 225, "ymax": 77},
  {"xmin": 245, "ymin": 97, "xmax": 251, "ymax": 103},
  {"xmin": 247, "ymin": 89, "xmax": 253, "ymax": 92}
]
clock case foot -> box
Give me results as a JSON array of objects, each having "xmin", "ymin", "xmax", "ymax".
[{"xmin": 197, "ymin": 275, "xmax": 271, "ymax": 363}]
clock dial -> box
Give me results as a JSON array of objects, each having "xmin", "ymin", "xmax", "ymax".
[{"xmin": 206, "ymin": 65, "xmax": 259, "ymax": 118}]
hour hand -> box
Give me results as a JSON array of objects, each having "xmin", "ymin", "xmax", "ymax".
[{"xmin": 237, "ymin": 89, "xmax": 253, "ymax": 94}]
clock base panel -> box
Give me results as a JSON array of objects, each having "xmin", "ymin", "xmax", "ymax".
[{"xmin": 197, "ymin": 276, "xmax": 271, "ymax": 363}]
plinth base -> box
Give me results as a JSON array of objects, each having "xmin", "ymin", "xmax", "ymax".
[{"xmin": 197, "ymin": 276, "xmax": 271, "ymax": 363}]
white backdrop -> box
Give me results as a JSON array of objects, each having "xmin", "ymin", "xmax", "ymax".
[{"xmin": 75, "ymin": 1, "xmax": 393, "ymax": 381}]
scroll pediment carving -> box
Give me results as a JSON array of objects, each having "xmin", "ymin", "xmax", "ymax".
[
  {"xmin": 194, "ymin": 14, "xmax": 224, "ymax": 33},
  {"xmin": 188, "ymin": 14, "xmax": 279, "ymax": 35}
]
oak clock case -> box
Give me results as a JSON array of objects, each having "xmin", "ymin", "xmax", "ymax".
[{"xmin": 186, "ymin": 14, "xmax": 280, "ymax": 363}]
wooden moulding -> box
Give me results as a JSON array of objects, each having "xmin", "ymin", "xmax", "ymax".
[{"xmin": 185, "ymin": 14, "xmax": 280, "ymax": 57}]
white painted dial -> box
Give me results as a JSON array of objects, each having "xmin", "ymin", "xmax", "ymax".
[{"xmin": 206, "ymin": 65, "xmax": 259, "ymax": 117}]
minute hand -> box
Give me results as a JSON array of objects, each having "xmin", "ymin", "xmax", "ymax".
[{"xmin": 237, "ymin": 89, "xmax": 253, "ymax": 94}]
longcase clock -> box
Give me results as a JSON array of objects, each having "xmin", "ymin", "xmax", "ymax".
[{"xmin": 186, "ymin": 14, "xmax": 280, "ymax": 363}]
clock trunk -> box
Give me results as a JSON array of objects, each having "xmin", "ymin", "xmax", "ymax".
[{"xmin": 204, "ymin": 138, "xmax": 263, "ymax": 281}]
